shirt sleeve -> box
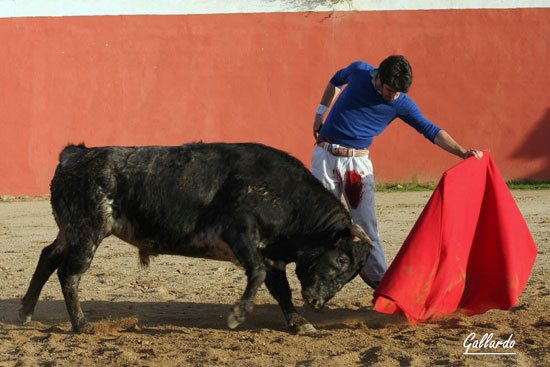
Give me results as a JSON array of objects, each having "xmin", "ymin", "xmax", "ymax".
[
  {"xmin": 398, "ymin": 97, "xmax": 442, "ymax": 143},
  {"xmin": 329, "ymin": 61, "xmax": 362, "ymax": 88}
]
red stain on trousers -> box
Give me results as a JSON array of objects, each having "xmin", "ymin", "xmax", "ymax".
[{"xmin": 345, "ymin": 171, "xmax": 363, "ymax": 209}]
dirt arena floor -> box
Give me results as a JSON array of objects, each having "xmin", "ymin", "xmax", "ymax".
[{"xmin": 0, "ymin": 190, "xmax": 548, "ymax": 367}]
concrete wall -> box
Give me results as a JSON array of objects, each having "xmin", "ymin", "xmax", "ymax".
[{"xmin": 1, "ymin": 1, "xmax": 549, "ymax": 195}]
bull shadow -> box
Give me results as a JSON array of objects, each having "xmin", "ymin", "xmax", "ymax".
[{"xmin": 0, "ymin": 298, "xmax": 405, "ymax": 334}]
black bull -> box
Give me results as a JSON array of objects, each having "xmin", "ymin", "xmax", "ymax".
[{"xmin": 20, "ymin": 143, "xmax": 372, "ymax": 332}]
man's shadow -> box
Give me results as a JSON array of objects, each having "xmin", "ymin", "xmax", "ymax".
[{"xmin": 509, "ymin": 108, "xmax": 550, "ymax": 180}]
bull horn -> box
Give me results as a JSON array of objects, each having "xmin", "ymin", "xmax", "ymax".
[{"xmin": 351, "ymin": 224, "xmax": 373, "ymax": 246}]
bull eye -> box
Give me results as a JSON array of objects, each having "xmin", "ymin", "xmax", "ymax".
[{"xmin": 336, "ymin": 255, "xmax": 348, "ymax": 267}]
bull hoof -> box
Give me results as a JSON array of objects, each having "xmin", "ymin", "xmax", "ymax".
[
  {"xmin": 227, "ymin": 313, "xmax": 241, "ymax": 329},
  {"xmin": 228, "ymin": 301, "xmax": 253, "ymax": 329},
  {"xmin": 19, "ymin": 309, "xmax": 32, "ymax": 323},
  {"xmin": 296, "ymin": 323, "xmax": 316, "ymax": 333},
  {"xmin": 72, "ymin": 319, "xmax": 91, "ymax": 333}
]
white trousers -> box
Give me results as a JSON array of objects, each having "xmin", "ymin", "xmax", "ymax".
[{"xmin": 311, "ymin": 146, "xmax": 387, "ymax": 284}]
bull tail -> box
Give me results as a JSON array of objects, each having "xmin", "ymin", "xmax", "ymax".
[{"xmin": 59, "ymin": 143, "xmax": 88, "ymax": 167}]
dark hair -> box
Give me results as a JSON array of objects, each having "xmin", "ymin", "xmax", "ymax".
[{"xmin": 378, "ymin": 55, "xmax": 413, "ymax": 92}]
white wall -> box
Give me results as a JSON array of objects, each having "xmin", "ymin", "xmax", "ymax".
[{"xmin": 1, "ymin": 0, "xmax": 549, "ymax": 17}]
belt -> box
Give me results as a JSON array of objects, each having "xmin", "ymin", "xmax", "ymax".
[{"xmin": 317, "ymin": 142, "xmax": 370, "ymax": 157}]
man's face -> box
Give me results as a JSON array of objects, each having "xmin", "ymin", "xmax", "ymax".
[{"xmin": 380, "ymin": 83, "xmax": 401, "ymax": 103}]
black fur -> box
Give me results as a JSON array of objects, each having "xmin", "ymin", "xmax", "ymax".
[{"xmin": 20, "ymin": 142, "xmax": 372, "ymax": 333}]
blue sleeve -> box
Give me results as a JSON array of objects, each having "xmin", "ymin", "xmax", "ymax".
[
  {"xmin": 398, "ymin": 97, "xmax": 442, "ymax": 143},
  {"xmin": 329, "ymin": 61, "xmax": 362, "ymax": 88}
]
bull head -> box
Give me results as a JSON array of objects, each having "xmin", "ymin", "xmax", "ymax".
[{"xmin": 296, "ymin": 224, "xmax": 373, "ymax": 310}]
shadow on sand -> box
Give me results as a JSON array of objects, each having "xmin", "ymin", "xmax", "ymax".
[{"xmin": 0, "ymin": 298, "xmax": 405, "ymax": 334}]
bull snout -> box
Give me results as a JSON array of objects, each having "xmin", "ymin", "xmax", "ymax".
[{"xmin": 302, "ymin": 293, "xmax": 326, "ymax": 310}]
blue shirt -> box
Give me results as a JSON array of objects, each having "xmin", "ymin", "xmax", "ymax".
[{"xmin": 320, "ymin": 61, "xmax": 441, "ymax": 149}]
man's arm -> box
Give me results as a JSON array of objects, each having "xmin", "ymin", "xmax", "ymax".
[
  {"xmin": 313, "ymin": 83, "xmax": 341, "ymax": 140},
  {"xmin": 434, "ymin": 130, "xmax": 484, "ymax": 160}
]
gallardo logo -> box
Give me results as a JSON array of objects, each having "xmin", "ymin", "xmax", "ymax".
[{"xmin": 463, "ymin": 333, "xmax": 516, "ymax": 355}]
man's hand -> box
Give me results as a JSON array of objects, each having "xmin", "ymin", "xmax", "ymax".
[
  {"xmin": 434, "ymin": 130, "xmax": 484, "ymax": 160},
  {"xmin": 463, "ymin": 149, "xmax": 484, "ymax": 160},
  {"xmin": 313, "ymin": 114, "xmax": 324, "ymax": 140}
]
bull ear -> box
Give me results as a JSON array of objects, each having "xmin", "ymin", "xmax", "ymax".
[{"xmin": 351, "ymin": 224, "xmax": 373, "ymax": 247}]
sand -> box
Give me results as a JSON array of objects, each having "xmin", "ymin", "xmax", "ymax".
[{"xmin": 0, "ymin": 190, "xmax": 548, "ymax": 367}]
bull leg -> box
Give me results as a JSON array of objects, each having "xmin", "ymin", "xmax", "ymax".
[
  {"xmin": 264, "ymin": 268, "xmax": 316, "ymax": 333},
  {"xmin": 227, "ymin": 265, "xmax": 266, "ymax": 329},
  {"xmin": 223, "ymin": 216, "xmax": 266, "ymax": 329},
  {"xmin": 19, "ymin": 237, "xmax": 65, "ymax": 323},
  {"xmin": 57, "ymin": 239, "xmax": 100, "ymax": 332}
]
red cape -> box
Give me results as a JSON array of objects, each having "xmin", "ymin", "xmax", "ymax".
[{"xmin": 372, "ymin": 152, "xmax": 537, "ymax": 323}]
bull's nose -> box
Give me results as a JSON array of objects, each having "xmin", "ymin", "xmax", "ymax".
[{"xmin": 304, "ymin": 296, "xmax": 324, "ymax": 310}]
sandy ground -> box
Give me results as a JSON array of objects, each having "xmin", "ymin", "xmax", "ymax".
[{"xmin": 0, "ymin": 190, "xmax": 548, "ymax": 367}]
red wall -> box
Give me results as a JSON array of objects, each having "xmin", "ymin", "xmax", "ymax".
[{"xmin": 1, "ymin": 9, "xmax": 549, "ymax": 195}]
